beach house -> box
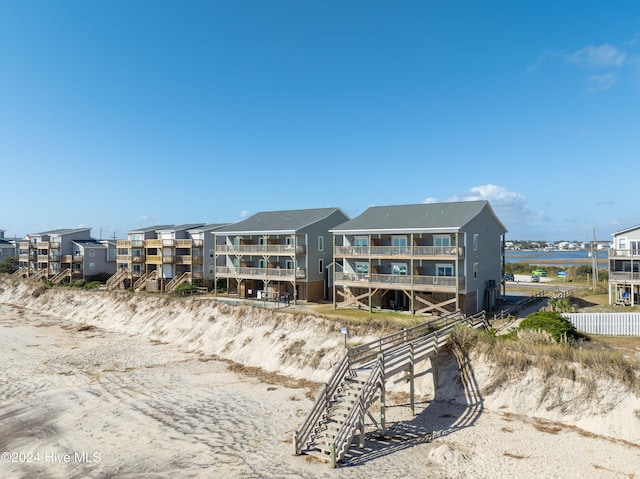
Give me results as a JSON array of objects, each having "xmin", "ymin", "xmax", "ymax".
[
  {"xmin": 213, "ymin": 207, "xmax": 349, "ymax": 303},
  {"xmin": 17, "ymin": 228, "xmax": 115, "ymax": 282},
  {"xmin": 330, "ymin": 201, "xmax": 507, "ymax": 315},
  {"xmin": 608, "ymin": 224, "xmax": 640, "ymax": 306}
]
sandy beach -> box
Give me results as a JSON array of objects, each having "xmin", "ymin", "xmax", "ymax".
[{"xmin": 1, "ymin": 280, "xmax": 639, "ymax": 478}]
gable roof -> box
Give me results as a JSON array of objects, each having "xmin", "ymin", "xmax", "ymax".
[
  {"xmin": 331, "ymin": 201, "xmax": 506, "ymax": 234},
  {"xmin": 128, "ymin": 225, "xmax": 174, "ymax": 234},
  {"xmin": 35, "ymin": 228, "xmax": 92, "ymax": 236},
  {"xmin": 612, "ymin": 224, "xmax": 640, "ymax": 236},
  {"xmin": 215, "ymin": 208, "xmax": 346, "ymax": 234}
]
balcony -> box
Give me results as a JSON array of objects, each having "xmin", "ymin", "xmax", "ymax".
[
  {"xmin": 609, "ymin": 272, "xmax": 640, "ymax": 283},
  {"xmin": 60, "ymin": 255, "xmax": 84, "ymax": 263},
  {"xmin": 216, "ymin": 244, "xmax": 306, "ymax": 255},
  {"xmin": 175, "ymin": 255, "xmax": 204, "ymax": 265},
  {"xmin": 19, "ymin": 254, "xmax": 30, "ymax": 262},
  {"xmin": 334, "ymin": 271, "xmax": 465, "ymax": 292},
  {"xmin": 216, "ymin": 266, "xmax": 306, "ymax": 280},
  {"xmin": 146, "ymin": 254, "xmax": 162, "ymax": 264},
  {"xmin": 37, "ymin": 254, "xmax": 49, "ymax": 262},
  {"xmin": 145, "ymin": 239, "xmax": 162, "ymax": 248},
  {"xmin": 334, "ymin": 245, "xmax": 465, "ymax": 259},
  {"xmin": 609, "ymin": 249, "xmax": 640, "ymax": 259}
]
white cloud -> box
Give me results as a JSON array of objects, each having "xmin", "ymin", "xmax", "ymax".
[
  {"xmin": 448, "ymin": 184, "xmax": 526, "ymax": 206},
  {"xmin": 565, "ymin": 44, "xmax": 626, "ymax": 68},
  {"xmin": 586, "ymin": 73, "xmax": 618, "ymax": 92},
  {"xmin": 239, "ymin": 210, "xmax": 250, "ymax": 220},
  {"xmin": 421, "ymin": 197, "xmax": 438, "ymax": 204}
]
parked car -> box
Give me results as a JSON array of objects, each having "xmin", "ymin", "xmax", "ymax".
[
  {"xmin": 532, "ymin": 269, "xmax": 547, "ymax": 276},
  {"xmin": 531, "ymin": 275, "xmax": 540, "ymax": 283},
  {"xmin": 503, "ymin": 273, "xmax": 514, "ymax": 281}
]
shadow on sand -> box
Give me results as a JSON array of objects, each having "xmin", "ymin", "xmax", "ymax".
[{"xmin": 342, "ymin": 349, "xmax": 483, "ymax": 467}]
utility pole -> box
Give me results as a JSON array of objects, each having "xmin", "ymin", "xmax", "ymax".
[{"xmin": 591, "ymin": 227, "xmax": 599, "ymax": 291}]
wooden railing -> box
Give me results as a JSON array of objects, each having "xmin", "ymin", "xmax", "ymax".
[
  {"xmin": 335, "ymin": 245, "xmax": 465, "ymax": 259},
  {"xmin": 106, "ymin": 269, "xmax": 129, "ymax": 290},
  {"xmin": 165, "ymin": 272, "xmax": 192, "ymax": 293},
  {"xmin": 609, "ymin": 248, "xmax": 640, "ymax": 258},
  {"xmin": 609, "ymin": 272, "xmax": 640, "ymax": 282},
  {"xmin": 335, "ymin": 272, "xmax": 464, "ymax": 291},
  {"xmin": 294, "ymin": 310, "xmax": 488, "ymax": 464},
  {"xmin": 50, "ymin": 268, "xmax": 71, "ymax": 284},
  {"xmin": 216, "ymin": 266, "xmax": 306, "ymax": 279},
  {"xmin": 216, "ymin": 244, "xmax": 306, "ymax": 255}
]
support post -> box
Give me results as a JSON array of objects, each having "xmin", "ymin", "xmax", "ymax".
[
  {"xmin": 330, "ymin": 442, "xmax": 336, "ymax": 468},
  {"xmin": 378, "ymin": 353, "xmax": 386, "ymax": 435},
  {"xmin": 409, "ymin": 342, "xmax": 415, "ymax": 416}
]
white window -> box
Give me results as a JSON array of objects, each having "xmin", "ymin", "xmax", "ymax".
[
  {"xmin": 436, "ymin": 264, "xmax": 454, "ymax": 276},
  {"xmin": 473, "ymin": 262, "xmax": 478, "ymax": 279},
  {"xmin": 286, "ymin": 260, "xmax": 294, "ymax": 269},
  {"xmin": 434, "ymin": 235, "xmax": 451, "ymax": 247},
  {"xmin": 354, "ymin": 236, "xmax": 368, "ymax": 247},
  {"xmin": 355, "ymin": 262, "xmax": 369, "ymax": 274},
  {"xmin": 473, "ymin": 234, "xmax": 479, "ymax": 251},
  {"xmin": 286, "ymin": 237, "xmax": 293, "ymax": 245},
  {"xmin": 209, "ymin": 249, "xmax": 214, "ymax": 258},
  {"xmin": 391, "ymin": 263, "xmax": 407, "ymax": 275},
  {"xmin": 318, "ymin": 236, "xmax": 324, "ymax": 252},
  {"xmin": 89, "ymin": 262, "xmax": 95, "ymax": 270},
  {"xmin": 619, "ymin": 237, "xmax": 627, "ymax": 249},
  {"xmin": 319, "ymin": 259, "xmax": 324, "ymax": 274},
  {"xmin": 209, "ymin": 265, "xmax": 214, "ymax": 274},
  {"xmin": 392, "ymin": 236, "xmax": 408, "ymax": 254},
  {"xmin": 89, "ymin": 249, "xmax": 95, "ymax": 257},
  {"xmin": 259, "ymin": 259, "xmax": 266, "ymax": 269}
]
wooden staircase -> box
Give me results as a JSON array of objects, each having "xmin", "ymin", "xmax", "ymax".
[
  {"xmin": 165, "ymin": 272, "xmax": 192, "ymax": 293},
  {"xmin": 134, "ymin": 270, "xmax": 157, "ymax": 292},
  {"xmin": 11, "ymin": 267, "xmax": 29, "ymax": 278},
  {"xmin": 50, "ymin": 268, "xmax": 71, "ymax": 284},
  {"xmin": 106, "ymin": 269, "xmax": 129, "ymax": 290},
  {"xmin": 294, "ymin": 310, "xmax": 489, "ymax": 467},
  {"xmin": 28, "ymin": 269, "xmax": 49, "ymax": 282}
]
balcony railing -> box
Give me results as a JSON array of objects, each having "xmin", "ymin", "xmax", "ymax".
[
  {"xmin": 216, "ymin": 266, "xmax": 306, "ymax": 279},
  {"xmin": 334, "ymin": 245, "xmax": 464, "ymax": 259},
  {"xmin": 334, "ymin": 271, "xmax": 464, "ymax": 291},
  {"xmin": 145, "ymin": 239, "xmax": 162, "ymax": 248},
  {"xmin": 216, "ymin": 244, "xmax": 306, "ymax": 255},
  {"xmin": 37, "ymin": 254, "xmax": 49, "ymax": 262},
  {"xmin": 175, "ymin": 255, "xmax": 204, "ymax": 264},
  {"xmin": 609, "ymin": 272, "xmax": 640, "ymax": 282},
  {"xmin": 59, "ymin": 255, "xmax": 84, "ymax": 263},
  {"xmin": 609, "ymin": 249, "xmax": 640, "ymax": 259}
]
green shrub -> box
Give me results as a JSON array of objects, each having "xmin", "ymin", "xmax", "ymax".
[{"xmin": 516, "ymin": 311, "xmax": 586, "ymax": 343}]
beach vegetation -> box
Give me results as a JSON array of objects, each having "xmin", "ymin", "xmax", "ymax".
[
  {"xmin": 0, "ymin": 257, "xmax": 18, "ymax": 274},
  {"xmin": 448, "ymin": 322, "xmax": 639, "ymax": 395}
]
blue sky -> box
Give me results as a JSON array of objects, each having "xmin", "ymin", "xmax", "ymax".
[{"xmin": 1, "ymin": 1, "xmax": 639, "ymax": 242}]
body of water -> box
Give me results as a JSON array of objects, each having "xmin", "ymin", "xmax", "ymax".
[{"xmin": 505, "ymin": 249, "xmax": 609, "ymax": 267}]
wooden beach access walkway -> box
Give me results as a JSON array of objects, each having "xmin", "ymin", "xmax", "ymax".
[{"xmin": 293, "ymin": 310, "xmax": 489, "ymax": 467}]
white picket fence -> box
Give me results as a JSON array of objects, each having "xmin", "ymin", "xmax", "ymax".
[{"xmin": 562, "ymin": 313, "xmax": 640, "ymax": 336}]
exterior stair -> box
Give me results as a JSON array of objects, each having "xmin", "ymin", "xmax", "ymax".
[
  {"xmin": 165, "ymin": 272, "xmax": 192, "ymax": 293},
  {"xmin": 294, "ymin": 310, "xmax": 489, "ymax": 467},
  {"xmin": 11, "ymin": 267, "xmax": 29, "ymax": 278},
  {"xmin": 134, "ymin": 270, "xmax": 157, "ymax": 292},
  {"xmin": 50, "ymin": 268, "xmax": 71, "ymax": 284},
  {"xmin": 106, "ymin": 269, "xmax": 129, "ymax": 290}
]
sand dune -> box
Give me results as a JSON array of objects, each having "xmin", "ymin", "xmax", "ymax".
[{"xmin": 0, "ymin": 278, "xmax": 639, "ymax": 478}]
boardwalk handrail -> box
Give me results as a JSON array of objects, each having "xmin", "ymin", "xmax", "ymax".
[{"xmin": 294, "ymin": 310, "xmax": 488, "ymax": 458}]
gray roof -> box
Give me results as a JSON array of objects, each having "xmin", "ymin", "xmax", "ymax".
[
  {"xmin": 35, "ymin": 228, "xmax": 92, "ymax": 236},
  {"xmin": 215, "ymin": 208, "xmax": 345, "ymax": 234},
  {"xmin": 156, "ymin": 223, "xmax": 205, "ymax": 232},
  {"xmin": 128, "ymin": 224, "xmax": 174, "ymax": 233},
  {"xmin": 73, "ymin": 239, "xmax": 106, "ymax": 248},
  {"xmin": 331, "ymin": 201, "xmax": 506, "ymax": 233},
  {"xmin": 187, "ymin": 223, "xmax": 230, "ymax": 232},
  {"xmin": 612, "ymin": 224, "xmax": 640, "ymax": 236}
]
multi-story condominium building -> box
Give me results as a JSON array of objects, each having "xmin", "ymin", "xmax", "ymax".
[
  {"xmin": 213, "ymin": 208, "xmax": 349, "ymax": 303},
  {"xmin": 330, "ymin": 201, "xmax": 507, "ymax": 315},
  {"xmin": 0, "ymin": 230, "xmax": 18, "ymax": 263},
  {"xmin": 110, "ymin": 225, "xmax": 172, "ymax": 291},
  {"xmin": 16, "ymin": 228, "xmax": 116, "ymax": 282},
  {"xmin": 109, "ymin": 223, "xmax": 228, "ymax": 292},
  {"xmin": 608, "ymin": 224, "xmax": 640, "ymax": 306}
]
